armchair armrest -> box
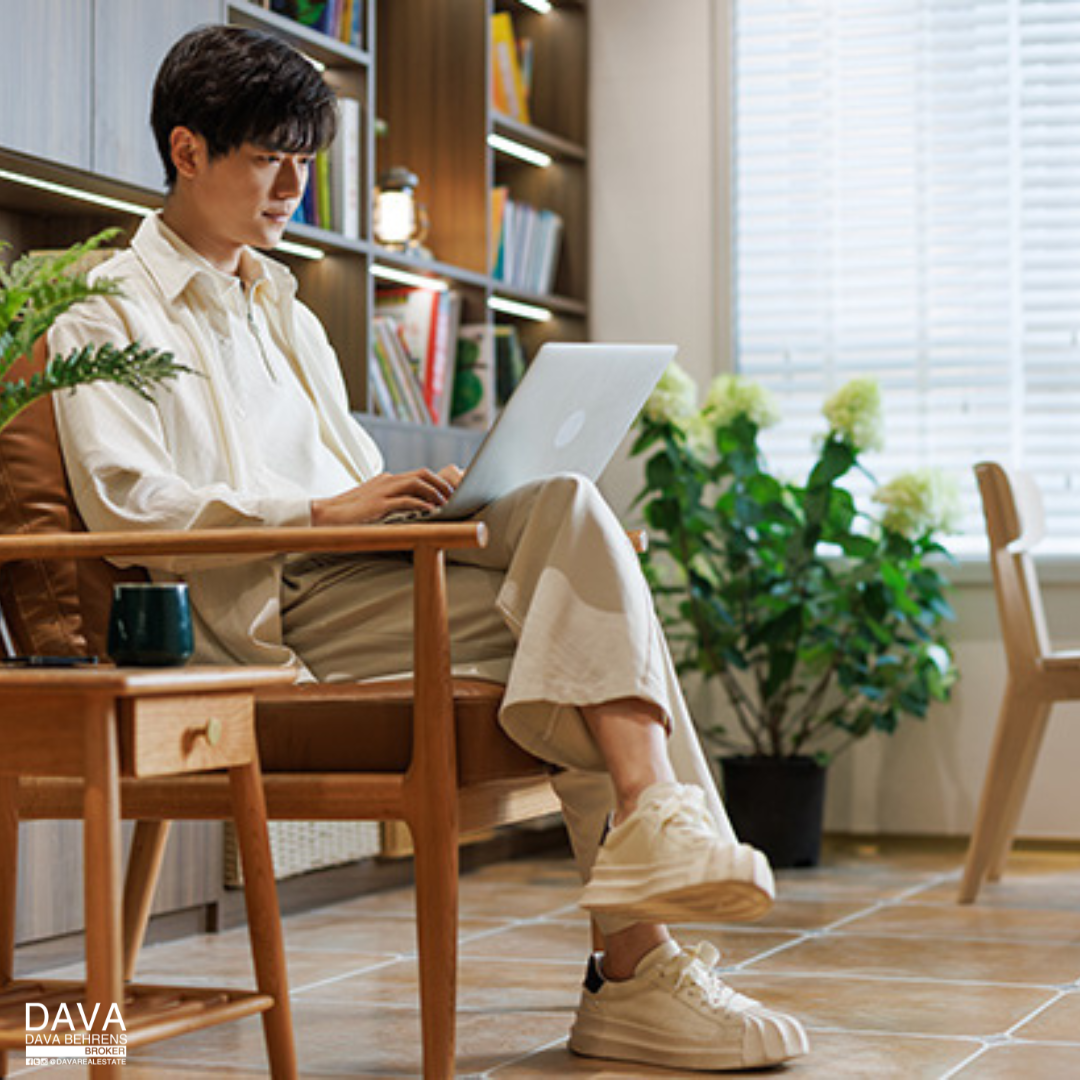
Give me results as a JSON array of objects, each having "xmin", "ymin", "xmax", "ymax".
[
  {"xmin": 0, "ymin": 523, "xmax": 488, "ymax": 564},
  {"xmin": 0, "ymin": 523, "xmax": 487, "ymax": 801}
]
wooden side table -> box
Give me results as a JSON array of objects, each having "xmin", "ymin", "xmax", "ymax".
[{"xmin": 0, "ymin": 666, "xmax": 297, "ymax": 1077}]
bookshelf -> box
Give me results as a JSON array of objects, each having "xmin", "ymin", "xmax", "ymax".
[
  {"xmin": 0, "ymin": 0, "xmax": 589, "ymax": 464},
  {"xmin": 0, "ymin": 0, "xmax": 589, "ymax": 943}
]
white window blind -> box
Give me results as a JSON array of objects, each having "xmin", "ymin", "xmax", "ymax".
[{"xmin": 732, "ymin": 1, "xmax": 1080, "ymax": 542}]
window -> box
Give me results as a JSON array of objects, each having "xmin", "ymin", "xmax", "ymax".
[{"xmin": 732, "ymin": 1, "xmax": 1080, "ymax": 542}]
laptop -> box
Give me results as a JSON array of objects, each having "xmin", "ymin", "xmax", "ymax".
[{"xmin": 391, "ymin": 341, "xmax": 677, "ymax": 522}]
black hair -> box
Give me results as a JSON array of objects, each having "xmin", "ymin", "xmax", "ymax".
[{"xmin": 151, "ymin": 24, "xmax": 338, "ymax": 187}]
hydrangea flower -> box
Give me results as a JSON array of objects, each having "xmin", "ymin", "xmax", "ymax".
[
  {"xmin": 873, "ymin": 468, "xmax": 962, "ymax": 539},
  {"xmin": 823, "ymin": 377, "xmax": 884, "ymax": 453},
  {"xmin": 703, "ymin": 374, "xmax": 781, "ymax": 429},
  {"xmin": 643, "ymin": 361, "xmax": 698, "ymax": 425},
  {"xmin": 683, "ymin": 411, "xmax": 716, "ymax": 456}
]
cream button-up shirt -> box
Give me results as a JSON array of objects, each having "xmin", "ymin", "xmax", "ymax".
[{"xmin": 50, "ymin": 214, "xmax": 384, "ymax": 673}]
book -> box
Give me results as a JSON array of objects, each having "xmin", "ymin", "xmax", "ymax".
[
  {"xmin": 493, "ymin": 324, "xmax": 526, "ymax": 407},
  {"xmin": 293, "ymin": 0, "xmax": 327, "ymax": 28},
  {"xmin": 491, "ymin": 198, "xmax": 564, "ymax": 294},
  {"xmin": 490, "ymin": 186, "xmax": 509, "ymax": 275},
  {"xmin": 367, "ymin": 346, "xmax": 396, "ymax": 417},
  {"xmin": 370, "ymin": 319, "xmax": 410, "ymax": 420},
  {"xmin": 429, "ymin": 291, "xmax": 462, "ymax": 425},
  {"xmin": 451, "ymin": 325, "xmax": 497, "ymax": 430},
  {"xmin": 331, "ymin": 97, "xmax": 361, "ymax": 238},
  {"xmin": 490, "ymin": 12, "xmax": 530, "ymax": 123},
  {"xmin": 315, "ymin": 150, "xmax": 332, "ymax": 229},
  {"xmin": 375, "ymin": 287, "xmax": 464, "ymax": 424}
]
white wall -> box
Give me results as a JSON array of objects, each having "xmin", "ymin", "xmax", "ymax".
[
  {"xmin": 590, "ymin": 0, "xmax": 729, "ymax": 514},
  {"xmin": 589, "ymin": 0, "xmax": 1080, "ymax": 840}
]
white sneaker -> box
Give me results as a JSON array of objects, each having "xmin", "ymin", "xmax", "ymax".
[
  {"xmin": 569, "ymin": 940, "xmax": 809, "ymax": 1071},
  {"xmin": 579, "ymin": 782, "xmax": 775, "ymax": 923}
]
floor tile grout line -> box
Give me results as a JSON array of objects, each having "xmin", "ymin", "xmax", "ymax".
[
  {"xmin": 287, "ymin": 953, "xmax": 410, "ymax": 995},
  {"xmin": 801, "ymin": 1023, "xmax": 984, "ymax": 1045},
  {"xmin": 482, "ymin": 1032, "xmax": 570, "ymax": 1077},
  {"xmin": 940, "ymin": 1043, "xmax": 995, "ymax": 1079},
  {"xmin": 1002, "ymin": 987, "xmax": 1070, "ymax": 1041},
  {"xmin": 722, "ymin": 966, "xmax": 1072, "ymax": 993}
]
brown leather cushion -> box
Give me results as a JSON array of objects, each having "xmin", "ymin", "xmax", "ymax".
[
  {"xmin": 256, "ymin": 680, "xmax": 548, "ymax": 785},
  {"xmin": 0, "ymin": 344, "xmax": 140, "ymax": 657},
  {"xmin": 0, "ymin": 344, "xmax": 547, "ymax": 784}
]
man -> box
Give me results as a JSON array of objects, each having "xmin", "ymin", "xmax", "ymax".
[{"xmin": 50, "ymin": 25, "xmax": 808, "ymax": 1071}]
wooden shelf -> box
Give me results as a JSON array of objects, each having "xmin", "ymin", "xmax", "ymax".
[
  {"xmin": 372, "ymin": 247, "xmax": 492, "ymax": 292},
  {"xmin": 228, "ymin": 0, "xmax": 372, "ymax": 68},
  {"xmin": 371, "ymin": 247, "xmax": 586, "ymax": 316},
  {"xmin": 285, "ymin": 220, "xmax": 371, "ymax": 257},
  {"xmin": 0, "ymin": 0, "xmax": 590, "ymax": 455},
  {"xmin": 492, "ymin": 114, "xmax": 587, "ymax": 164}
]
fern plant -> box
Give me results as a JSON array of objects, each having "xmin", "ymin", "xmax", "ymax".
[{"xmin": 0, "ymin": 227, "xmax": 188, "ymax": 430}]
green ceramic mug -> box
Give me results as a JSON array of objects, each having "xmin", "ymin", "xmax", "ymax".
[{"xmin": 107, "ymin": 583, "xmax": 194, "ymax": 667}]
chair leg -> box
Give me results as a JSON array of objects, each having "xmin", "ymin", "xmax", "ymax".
[
  {"xmin": 411, "ymin": 812, "xmax": 459, "ymax": 1080},
  {"xmin": 228, "ymin": 761, "xmax": 296, "ymax": 1080},
  {"xmin": 122, "ymin": 820, "xmax": 171, "ymax": 982},
  {"xmin": 986, "ymin": 699, "xmax": 1052, "ymax": 883},
  {"xmin": 959, "ymin": 684, "xmax": 1051, "ymax": 903},
  {"xmin": 0, "ymin": 777, "xmax": 18, "ymax": 1080}
]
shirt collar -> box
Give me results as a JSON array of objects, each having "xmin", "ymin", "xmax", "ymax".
[{"xmin": 131, "ymin": 213, "xmax": 298, "ymax": 306}]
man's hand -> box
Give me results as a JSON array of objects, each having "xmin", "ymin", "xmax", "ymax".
[
  {"xmin": 438, "ymin": 463, "xmax": 464, "ymax": 489},
  {"xmin": 311, "ymin": 468, "xmax": 457, "ymax": 526}
]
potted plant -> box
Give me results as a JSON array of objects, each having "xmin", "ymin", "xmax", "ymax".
[
  {"xmin": 632, "ymin": 366, "xmax": 960, "ymax": 867},
  {"xmin": 1, "ymin": 227, "xmax": 185, "ymax": 431}
]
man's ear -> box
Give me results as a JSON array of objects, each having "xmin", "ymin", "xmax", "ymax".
[{"xmin": 169, "ymin": 127, "xmax": 205, "ymax": 182}]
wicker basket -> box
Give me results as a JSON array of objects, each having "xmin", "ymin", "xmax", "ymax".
[{"xmin": 224, "ymin": 821, "xmax": 382, "ymax": 886}]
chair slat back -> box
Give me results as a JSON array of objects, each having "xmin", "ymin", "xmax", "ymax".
[{"xmin": 975, "ymin": 461, "xmax": 1051, "ymax": 673}]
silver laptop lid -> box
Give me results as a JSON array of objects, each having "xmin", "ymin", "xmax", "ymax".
[{"xmin": 436, "ymin": 342, "xmax": 678, "ymax": 520}]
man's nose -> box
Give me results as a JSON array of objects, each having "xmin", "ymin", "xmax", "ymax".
[{"xmin": 276, "ymin": 159, "xmax": 305, "ymax": 198}]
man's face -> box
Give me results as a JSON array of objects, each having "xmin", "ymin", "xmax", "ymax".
[{"xmin": 194, "ymin": 141, "xmax": 312, "ymax": 252}]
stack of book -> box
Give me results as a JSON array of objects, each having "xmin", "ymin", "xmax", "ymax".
[
  {"xmin": 293, "ymin": 97, "xmax": 361, "ymax": 238},
  {"xmin": 450, "ymin": 324, "xmax": 525, "ymax": 430},
  {"xmin": 369, "ymin": 288, "xmax": 462, "ymax": 425},
  {"xmin": 490, "ymin": 187, "xmax": 563, "ymax": 296},
  {"xmin": 267, "ymin": 0, "xmax": 364, "ymax": 48},
  {"xmin": 490, "ymin": 12, "xmax": 532, "ymax": 123}
]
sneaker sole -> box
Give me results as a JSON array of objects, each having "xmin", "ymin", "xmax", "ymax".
[
  {"xmin": 569, "ymin": 1011, "xmax": 809, "ymax": 1071},
  {"xmin": 580, "ymin": 848, "xmax": 775, "ymax": 923}
]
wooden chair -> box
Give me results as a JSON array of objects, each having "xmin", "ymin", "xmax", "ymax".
[
  {"xmin": 0, "ymin": 347, "xmax": 565, "ymax": 1079},
  {"xmin": 959, "ymin": 461, "xmax": 1080, "ymax": 903}
]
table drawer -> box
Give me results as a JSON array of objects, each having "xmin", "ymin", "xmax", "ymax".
[{"xmin": 121, "ymin": 693, "xmax": 255, "ymax": 777}]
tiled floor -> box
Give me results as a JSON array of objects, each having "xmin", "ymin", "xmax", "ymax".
[{"xmin": 8, "ymin": 838, "xmax": 1080, "ymax": 1078}]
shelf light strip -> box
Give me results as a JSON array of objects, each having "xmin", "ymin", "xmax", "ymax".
[
  {"xmin": 277, "ymin": 238, "xmax": 325, "ymax": 260},
  {"xmin": 488, "ymin": 295, "xmax": 552, "ymax": 322},
  {"xmin": 487, "ymin": 134, "xmax": 552, "ymax": 169},
  {"xmin": 371, "ymin": 263, "xmax": 448, "ymax": 292},
  {"xmin": 0, "ymin": 168, "xmax": 153, "ymax": 218},
  {"xmin": 0, "ymin": 168, "xmax": 326, "ymax": 261},
  {"xmin": 518, "ymin": 0, "xmax": 553, "ymax": 13}
]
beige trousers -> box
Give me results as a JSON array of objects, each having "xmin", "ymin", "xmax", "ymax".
[{"xmin": 281, "ymin": 475, "xmax": 736, "ymax": 932}]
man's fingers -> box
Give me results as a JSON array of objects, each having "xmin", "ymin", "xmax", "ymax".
[
  {"xmin": 403, "ymin": 469, "xmax": 453, "ymax": 502},
  {"xmin": 387, "ymin": 473, "xmax": 448, "ymax": 506},
  {"xmin": 438, "ymin": 464, "xmax": 464, "ymax": 488}
]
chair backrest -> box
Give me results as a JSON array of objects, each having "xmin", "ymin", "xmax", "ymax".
[
  {"xmin": 975, "ymin": 461, "xmax": 1051, "ymax": 674},
  {"xmin": 0, "ymin": 341, "xmax": 140, "ymax": 657}
]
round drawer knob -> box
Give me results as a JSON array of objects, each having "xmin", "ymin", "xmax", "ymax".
[{"xmin": 202, "ymin": 717, "xmax": 223, "ymax": 746}]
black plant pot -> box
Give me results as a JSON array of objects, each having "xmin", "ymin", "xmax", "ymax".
[{"xmin": 720, "ymin": 755, "xmax": 827, "ymax": 869}]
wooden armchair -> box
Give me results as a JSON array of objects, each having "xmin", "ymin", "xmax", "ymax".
[
  {"xmin": 959, "ymin": 461, "xmax": 1080, "ymax": 903},
  {"xmin": 0, "ymin": 358, "xmax": 561, "ymax": 1079}
]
